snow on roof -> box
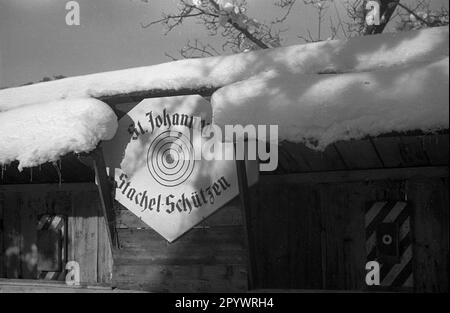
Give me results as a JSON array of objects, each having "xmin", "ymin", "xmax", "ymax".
[
  {"xmin": 0, "ymin": 98, "xmax": 117, "ymax": 170},
  {"xmin": 212, "ymin": 57, "xmax": 449, "ymax": 149},
  {"xmin": 0, "ymin": 26, "xmax": 448, "ymax": 112},
  {"xmin": 0, "ymin": 26, "xmax": 448, "ymax": 169}
]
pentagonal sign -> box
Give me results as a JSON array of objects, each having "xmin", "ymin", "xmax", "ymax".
[{"xmin": 103, "ymin": 95, "xmax": 258, "ymax": 242}]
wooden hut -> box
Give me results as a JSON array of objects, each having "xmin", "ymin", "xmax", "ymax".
[{"xmin": 0, "ymin": 26, "xmax": 448, "ymax": 293}]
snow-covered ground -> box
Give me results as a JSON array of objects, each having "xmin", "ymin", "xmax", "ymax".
[
  {"xmin": 0, "ymin": 98, "xmax": 117, "ymax": 170},
  {"xmin": 0, "ymin": 26, "xmax": 448, "ymax": 168}
]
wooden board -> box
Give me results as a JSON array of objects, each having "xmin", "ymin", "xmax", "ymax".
[
  {"xmin": 0, "ymin": 279, "xmax": 140, "ymax": 293},
  {"xmin": 115, "ymin": 227, "xmax": 245, "ymax": 266},
  {"xmin": 277, "ymin": 134, "xmax": 447, "ymax": 174},
  {"xmin": 423, "ymin": 134, "xmax": 449, "ymax": 166},
  {"xmin": 250, "ymin": 182, "xmax": 323, "ymax": 289},
  {"xmin": 318, "ymin": 183, "xmax": 366, "ymax": 290},
  {"xmin": 262, "ymin": 167, "xmax": 448, "ymax": 184},
  {"xmin": 71, "ymin": 191, "xmax": 99, "ymax": 283},
  {"xmin": 3, "ymin": 192, "xmax": 21, "ymax": 278},
  {"xmin": 335, "ymin": 140, "xmax": 384, "ymax": 169},
  {"xmin": 282, "ymin": 142, "xmax": 347, "ymax": 172},
  {"xmin": 407, "ymin": 178, "xmax": 449, "ymax": 292},
  {"xmin": 115, "ymin": 198, "xmax": 243, "ymax": 229},
  {"xmin": 398, "ymin": 136, "xmax": 430, "ymax": 167},
  {"xmin": 371, "ymin": 136, "xmax": 404, "ymax": 168},
  {"xmin": 97, "ymin": 214, "xmax": 113, "ymax": 284},
  {"xmin": 113, "ymin": 200, "xmax": 247, "ymax": 292},
  {"xmin": 278, "ymin": 142, "xmax": 311, "ymax": 172},
  {"xmin": 113, "ymin": 264, "xmax": 247, "ymax": 292}
]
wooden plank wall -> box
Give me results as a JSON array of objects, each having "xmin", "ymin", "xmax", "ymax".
[
  {"xmin": 1, "ymin": 178, "xmax": 447, "ymax": 292},
  {"xmin": 112, "ymin": 198, "xmax": 248, "ymax": 292},
  {"xmin": 0, "ymin": 186, "xmax": 112, "ymax": 285},
  {"xmin": 277, "ymin": 133, "xmax": 449, "ymax": 174},
  {"xmin": 251, "ymin": 176, "xmax": 449, "ymax": 292}
]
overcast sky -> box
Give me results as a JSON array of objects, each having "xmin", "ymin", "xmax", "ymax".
[{"xmin": 0, "ymin": 0, "xmax": 448, "ymax": 88}]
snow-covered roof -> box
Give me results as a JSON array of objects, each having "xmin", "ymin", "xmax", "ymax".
[
  {"xmin": 0, "ymin": 98, "xmax": 117, "ymax": 170},
  {"xmin": 212, "ymin": 57, "xmax": 449, "ymax": 149},
  {"xmin": 0, "ymin": 26, "xmax": 447, "ymax": 112},
  {"xmin": 0, "ymin": 26, "xmax": 448, "ymax": 169}
]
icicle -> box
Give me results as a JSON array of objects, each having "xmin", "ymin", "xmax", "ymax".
[
  {"xmin": 53, "ymin": 161, "xmax": 62, "ymax": 187},
  {"xmin": 58, "ymin": 164, "xmax": 62, "ymax": 187},
  {"xmin": 59, "ymin": 160, "xmax": 62, "ymax": 187},
  {"xmin": 404, "ymin": 181, "xmax": 408, "ymax": 202},
  {"xmin": 30, "ymin": 167, "xmax": 33, "ymax": 182}
]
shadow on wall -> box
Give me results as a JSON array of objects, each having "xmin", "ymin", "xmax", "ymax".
[{"xmin": 0, "ymin": 167, "xmax": 110, "ymax": 283}]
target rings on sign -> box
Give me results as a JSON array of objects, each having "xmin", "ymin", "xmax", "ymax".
[{"xmin": 147, "ymin": 130, "xmax": 195, "ymax": 187}]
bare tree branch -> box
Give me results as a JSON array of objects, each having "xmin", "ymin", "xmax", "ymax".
[
  {"xmin": 273, "ymin": 0, "xmax": 298, "ymax": 24},
  {"xmin": 397, "ymin": 2, "xmax": 432, "ymax": 26},
  {"xmin": 141, "ymin": 0, "xmax": 277, "ymax": 53},
  {"xmin": 140, "ymin": 0, "xmax": 448, "ymax": 60},
  {"xmin": 364, "ymin": 0, "xmax": 400, "ymax": 35}
]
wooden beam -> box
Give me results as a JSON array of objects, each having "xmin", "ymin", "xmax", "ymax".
[
  {"xmin": 91, "ymin": 146, "xmax": 117, "ymax": 249},
  {"xmin": 0, "ymin": 278, "xmax": 145, "ymax": 293},
  {"xmin": 261, "ymin": 166, "xmax": 448, "ymax": 185},
  {"xmin": 235, "ymin": 156, "xmax": 258, "ymax": 290},
  {"xmin": 99, "ymin": 86, "xmax": 219, "ymax": 106}
]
